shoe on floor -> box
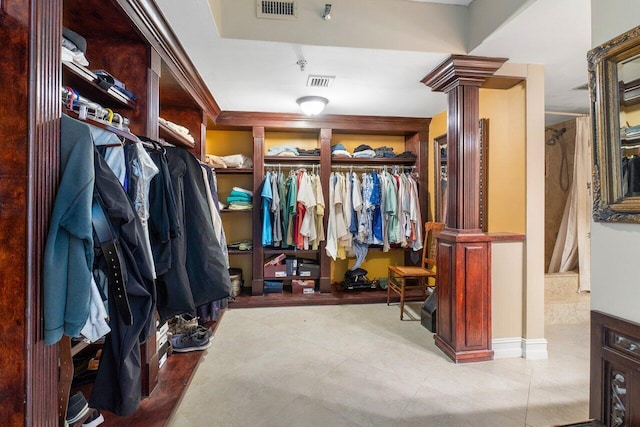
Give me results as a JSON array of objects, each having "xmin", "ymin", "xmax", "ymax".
[
  {"xmin": 170, "ymin": 328, "xmax": 211, "ymax": 353},
  {"xmin": 82, "ymin": 409, "xmax": 104, "ymax": 427},
  {"xmin": 66, "ymin": 391, "xmax": 90, "ymax": 424}
]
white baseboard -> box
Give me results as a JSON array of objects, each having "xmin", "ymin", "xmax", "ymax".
[
  {"xmin": 493, "ymin": 337, "xmax": 523, "ymax": 359},
  {"xmin": 492, "ymin": 337, "xmax": 549, "ymax": 360},
  {"xmin": 523, "ymin": 338, "xmax": 548, "ymax": 360}
]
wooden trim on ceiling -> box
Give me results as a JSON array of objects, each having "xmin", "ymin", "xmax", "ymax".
[
  {"xmin": 116, "ymin": 0, "xmax": 221, "ymax": 120},
  {"xmin": 214, "ymin": 111, "xmax": 430, "ymax": 134}
]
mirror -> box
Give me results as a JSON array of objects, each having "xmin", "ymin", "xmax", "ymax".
[{"xmin": 589, "ymin": 25, "xmax": 640, "ymax": 222}]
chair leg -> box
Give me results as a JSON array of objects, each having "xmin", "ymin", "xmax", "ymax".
[
  {"xmin": 400, "ymin": 279, "xmax": 405, "ymax": 320},
  {"xmin": 386, "ymin": 271, "xmax": 391, "ymax": 306}
]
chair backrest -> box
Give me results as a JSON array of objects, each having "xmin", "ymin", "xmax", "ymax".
[{"xmin": 422, "ymin": 221, "xmax": 445, "ymax": 269}]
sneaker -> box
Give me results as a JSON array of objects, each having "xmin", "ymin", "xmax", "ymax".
[
  {"xmin": 82, "ymin": 409, "xmax": 104, "ymax": 427},
  {"xmin": 168, "ymin": 313, "xmax": 199, "ymax": 335},
  {"xmin": 66, "ymin": 391, "xmax": 90, "ymax": 424},
  {"xmin": 170, "ymin": 329, "xmax": 212, "ymax": 353}
]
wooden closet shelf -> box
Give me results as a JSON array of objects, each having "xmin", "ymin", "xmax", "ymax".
[
  {"xmin": 263, "ymin": 248, "xmax": 319, "ymax": 255},
  {"xmin": 220, "ymin": 208, "xmax": 253, "ymax": 213},
  {"xmin": 227, "ymin": 249, "xmax": 253, "ymax": 255},
  {"xmin": 264, "ymin": 275, "xmax": 320, "ymax": 280},
  {"xmin": 63, "ymin": 61, "xmax": 136, "ymax": 109},
  {"xmin": 158, "ymin": 121, "xmax": 195, "ymax": 149},
  {"xmin": 215, "ymin": 168, "xmax": 253, "ymax": 174}
]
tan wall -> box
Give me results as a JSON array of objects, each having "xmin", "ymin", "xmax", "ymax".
[
  {"xmin": 544, "ymin": 119, "xmax": 576, "ymax": 271},
  {"xmin": 480, "ymin": 84, "xmax": 526, "ymax": 234},
  {"xmin": 492, "ymin": 241, "xmax": 524, "ymax": 339}
]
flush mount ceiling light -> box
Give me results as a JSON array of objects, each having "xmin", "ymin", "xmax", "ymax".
[{"xmin": 296, "ymin": 96, "xmax": 328, "ymax": 116}]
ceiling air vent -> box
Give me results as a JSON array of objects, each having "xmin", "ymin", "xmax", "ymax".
[
  {"xmin": 307, "ymin": 75, "xmax": 335, "ymax": 88},
  {"xmin": 257, "ymin": 1, "xmax": 297, "ymax": 20}
]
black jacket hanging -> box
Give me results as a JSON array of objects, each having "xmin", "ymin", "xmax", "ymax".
[
  {"xmin": 164, "ymin": 147, "xmax": 231, "ymax": 307},
  {"xmin": 89, "ymin": 146, "xmax": 155, "ymax": 416}
]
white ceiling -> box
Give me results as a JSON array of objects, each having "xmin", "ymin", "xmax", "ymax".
[{"xmin": 155, "ymin": 0, "xmax": 591, "ymax": 124}]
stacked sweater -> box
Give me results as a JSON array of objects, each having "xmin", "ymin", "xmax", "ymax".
[{"xmin": 226, "ymin": 187, "xmax": 253, "ymax": 210}]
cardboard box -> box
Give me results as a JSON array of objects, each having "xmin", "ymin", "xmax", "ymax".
[
  {"xmin": 285, "ymin": 257, "xmax": 298, "ymax": 276},
  {"xmin": 264, "ymin": 264, "xmax": 287, "ymax": 278},
  {"xmin": 298, "ymin": 262, "xmax": 320, "ymax": 278},
  {"xmin": 292, "ymin": 279, "xmax": 315, "ymax": 294},
  {"xmin": 264, "ymin": 280, "xmax": 284, "ymax": 294}
]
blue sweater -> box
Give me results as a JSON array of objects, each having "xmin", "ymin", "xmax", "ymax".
[{"xmin": 43, "ymin": 115, "xmax": 95, "ymax": 345}]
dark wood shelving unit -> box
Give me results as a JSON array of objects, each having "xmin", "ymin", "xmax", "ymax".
[
  {"xmin": 63, "ymin": 61, "xmax": 137, "ymax": 109},
  {"xmin": 210, "ymin": 114, "xmax": 430, "ymax": 299}
]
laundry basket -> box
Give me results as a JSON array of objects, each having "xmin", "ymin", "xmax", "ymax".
[{"xmin": 228, "ymin": 268, "xmax": 243, "ymax": 297}]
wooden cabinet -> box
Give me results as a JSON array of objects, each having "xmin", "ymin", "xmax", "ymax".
[{"xmin": 591, "ymin": 311, "xmax": 640, "ymax": 426}]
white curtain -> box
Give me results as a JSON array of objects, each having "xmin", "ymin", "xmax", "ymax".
[{"xmin": 548, "ymin": 116, "xmax": 592, "ymax": 292}]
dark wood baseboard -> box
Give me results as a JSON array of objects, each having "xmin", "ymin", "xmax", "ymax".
[{"xmin": 228, "ymin": 283, "xmax": 427, "ymax": 308}]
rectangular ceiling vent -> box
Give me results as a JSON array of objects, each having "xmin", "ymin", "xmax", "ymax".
[
  {"xmin": 307, "ymin": 75, "xmax": 335, "ymax": 88},
  {"xmin": 257, "ymin": 1, "xmax": 297, "ymax": 20}
]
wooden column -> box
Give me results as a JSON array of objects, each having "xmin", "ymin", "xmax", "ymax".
[
  {"xmin": 318, "ymin": 128, "xmax": 332, "ymax": 292},
  {"xmin": 252, "ymin": 126, "xmax": 266, "ymax": 295},
  {"xmin": 422, "ymin": 55, "xmax": 507, "ymax": 363}
]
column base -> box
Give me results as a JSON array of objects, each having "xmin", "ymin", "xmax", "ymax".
[{"xmin": 435, "ymin": 334, "xmax": 494, "ymax": 363}]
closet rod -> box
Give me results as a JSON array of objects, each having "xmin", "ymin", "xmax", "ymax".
[
  {"xmin": 544, "ymin": 110, "xmax": 588, "ymax": 117},
  {"xmin": 264, "ymin": 163, "xmax": 320, "ymax": 169}
]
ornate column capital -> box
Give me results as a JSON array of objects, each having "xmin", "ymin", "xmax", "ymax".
[{"xmin": 421, "ymin": 55, "xmax": 508, "ymax": 93}]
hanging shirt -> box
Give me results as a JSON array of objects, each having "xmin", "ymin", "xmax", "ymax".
[
  {"xmin": 371, "ymin": 172, "xmax": 383, "ymax": 244},
  {"xmin": 311, "ymin": 173, "xmax": 325, "ymax": 250},
  {"xmin": 295, "ymin": 171, "xmax": 307, "ymax": 249},
  {"xmin": 285, "ymin": 173, "xmax": 297, "ymax": 247},
  {"xmin": 325, "ymin": 173, "xmax": 338, "ymax": 259},
  {"xmin": 297, "ymin": 172, "xmax": 316, "ymax": 250},
  {"xmin": 261, "ymin": 171, "xmax": 273, "ymax": 246},
  {"xmin": 271, "ymin": 172, "xmax": 282, "ymax": 247}
]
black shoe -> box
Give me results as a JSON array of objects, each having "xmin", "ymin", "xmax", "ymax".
[
  {"xmin": 82, "ymin": 409, "xmax": 104, "ymax": 427},
  {"xmin": 66, "ymin": 391, "xmax": 90, "ymax": 424},
  {"xmin": 170, "ymin": 328, "xmax": 212, "ymax": 352}
]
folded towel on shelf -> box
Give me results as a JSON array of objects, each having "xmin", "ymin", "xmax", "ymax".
[
  {"xmin": 352, "ymin": 149, "xmax": 376, "ymax": 158},
  {"xmin": 232, "ymin": 187, "xmax": 253, "ymax": 196},
  {"xmin": 229, "ymin": 189, "xmax": 252, "ymax": 199},
  {"xmin": 205, "ymin": 154, "xmax": 227, "ymax": 169},
  {"xmin": 331, "ymin": 149, "xmax": 352, "ymax": 158},
  {"xmin": 226, "ymin": 195, "xmax": 252, "ymax": 203},
  {"xmin": 221, "ymin": 154, "xmax": 253, "ymax": 168},
  {"xmin": 267, "ymin": 145, "xmax": 299, "ymax": 156}
]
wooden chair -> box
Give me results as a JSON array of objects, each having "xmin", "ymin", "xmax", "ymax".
[{"xmin": 387, "ymin": 221, "xmax": 445, "ymax": 319}]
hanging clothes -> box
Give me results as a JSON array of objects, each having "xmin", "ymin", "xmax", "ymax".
[
  {"xmin": 261, "ymin": 168, "xmax": 325, "ymax": 249},
  {"xmin": 163, "ymin": 147, "xmax": 231, "ymax": 308}
]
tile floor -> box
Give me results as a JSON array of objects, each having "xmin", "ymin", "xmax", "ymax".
[{"xmin": 170, "ymin": 303, "xmax": 590, "ymax": 427}]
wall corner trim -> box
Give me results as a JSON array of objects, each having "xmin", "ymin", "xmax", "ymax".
[
  {"xmin": 523, "ymin": 338, "xmax": 548, "ymax": 360},
  {"xmin": 492, "ymin": 337, "xmax": 523, "ymax": 359}
]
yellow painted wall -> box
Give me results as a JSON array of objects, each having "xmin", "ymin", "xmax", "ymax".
[
  {"xmin": 331, "ymin": 250, "xmax": 406, "ymax": 283},
  {"xmin": 480, "ymin": 83, "xmax": 526, "ymax": 233},
  {"xmin": 265, "ymin": 131, "xmax": 318, "ymax": 151},
  {"xmin": 206, "ymin": 130, "xmax": 255, "ymax": 287}
]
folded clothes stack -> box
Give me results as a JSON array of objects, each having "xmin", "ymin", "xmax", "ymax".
[
  {"xmin": 267, "ymin": 145, "xmax": 299, "ymax": 156},
  {"xmin": 331, "ymin": 143, "xmax": 352, "ymax": 158},
  {"xmin": 62, "ymin": 27, "xmax": 90, "ymax": 67},
  {"xmin": 159, "ymin": 117, "xmax": 195, "ymax": 143},
  {"xmin": 227, "ymin": 239, "xmax": 253, "ymax": 251},
  {"xmin": 374, "ymin": 146, "xmax": 396, "ymax": 158},
  {"xmin": 220, "ymin": 154, "xmax": 253, "ymax": 168},
  {"xmin": 226, "ymin": 187, "xmax": 253, "ymax": 210},
  {"xmin": 353, "ymin": 144, "xmax": 376, "ymax": 158}
]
